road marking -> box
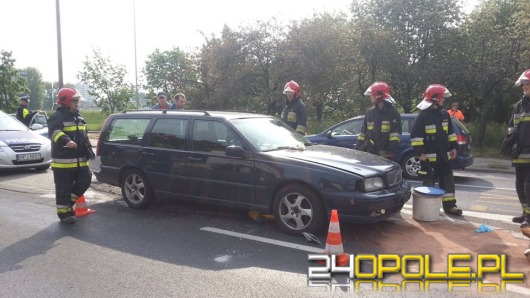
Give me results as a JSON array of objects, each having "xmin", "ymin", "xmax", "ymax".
[
  {"xmin": 407, "ymin": 180, "xmax": 516, "ymax": 191},
  {"xmin": 469, "ymin": 205, "xmax": 488, "ymax": 212},
  {"xmin": 479, "ymin": 192, "xmax": 518, "ymax": 198},
  {"xmin": 200, "ymin": 227, "xmax": 322, "ymax": 253},
  {"xmin": 476, "ymin": 200, "xmax": 519, "ymax": 206},
  {"xmin": 402, "ymin": 204, "xmax": 517, "ymax": 223}
]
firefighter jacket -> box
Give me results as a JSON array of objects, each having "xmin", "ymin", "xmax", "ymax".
[
  {"xmin": 16, "ymin": 105, "xmax": 37, "ymax": 127},
  {"xmin": 356, "ymin": 102, "xmax": 401, "ymax": 158},
  {"xmin": 281, "ymin": 97, "xmax": 307, "ymax": 135},
  {"xmin": 411, "ymin": 108, "xmax": 458, "ymax": 163},
  {"xmin": 509, "ymin": 95, "xmax": 530, "ymax": 166},
  {"xmin": 48, "ymin": 107, "xmax": 94, "ymax": 169}
]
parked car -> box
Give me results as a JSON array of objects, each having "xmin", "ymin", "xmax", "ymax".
[
  {"xmin": 306, "ymin": 114, "xmax": 473, "ymax": 179},
  {"xmin": 94, "ymin": 110, "xmax": 411, "ymax": 235},
  {"xmin": 0, "ymin": 111, "xmax": 52, "ymax": 171},
  {"xmin": 9, "ymin": 112, "xmax": 49, "ymax": 138}
]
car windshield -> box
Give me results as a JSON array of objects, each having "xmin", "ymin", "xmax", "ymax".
[
  {"xmin": 0, "ymin": 113, "xmax": 30, "ymax": 131},
  {"xmin": 33, "ymin": 114, "xmax": 48, "ymax": 127},
  {"xmin": 231, "ymin": 117, "xmax": 308, "ymax": 152}
]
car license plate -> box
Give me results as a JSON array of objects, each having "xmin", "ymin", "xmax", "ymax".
[{"xmin": 16, "ymin": 153, "xmax": 41, "ymax": 161}]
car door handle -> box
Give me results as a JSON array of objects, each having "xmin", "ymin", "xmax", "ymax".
[{"xmin": 140, "ymin": 151, "xmax": 155, "ymax": 156}]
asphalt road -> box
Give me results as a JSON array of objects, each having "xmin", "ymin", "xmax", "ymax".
[{"xmin": 0, "ymin": 168, "xmax": 526, "ymax": 296}]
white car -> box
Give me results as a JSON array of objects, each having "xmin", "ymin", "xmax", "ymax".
[
  {"xmin": 0, "ymin": 111, "xmax": 51, "ymax": 171},
  {"xmin": 9, "ymin": 112, "xmax": 49, "ymax": 138}
]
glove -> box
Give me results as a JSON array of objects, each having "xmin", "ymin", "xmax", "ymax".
[
  {"xmin": 355, "ymin": 141, "xmax": 366, "ymax": 151},
  {"xmin": 417, "ymin": 161, "xmax": 434, "ymax": 179}
]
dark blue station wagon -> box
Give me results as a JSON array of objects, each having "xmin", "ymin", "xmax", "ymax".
[
  {"xmin": 94, "ymin": 110, "xmax": 411, "ymax": 235},
  {"xmin": 306, "ymin": 114, "xmax": 474, "ymax": 179}
]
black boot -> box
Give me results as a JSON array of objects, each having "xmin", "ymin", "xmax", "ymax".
[
  {"xmin": 445, "ymin": 207, "xmax": 462, "ymax": 216},
  {"xmin": 513, "ymin": 213, "xmax": 525, "ymax": 223}
]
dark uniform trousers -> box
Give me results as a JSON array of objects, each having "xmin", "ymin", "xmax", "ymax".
[
  {"xmin": 53, "ymin": 167, "xmax": 92, "ymax": 219},
  {"xmin": 422, "ymin": 156, "xmax": 457, "ymax": 210}
]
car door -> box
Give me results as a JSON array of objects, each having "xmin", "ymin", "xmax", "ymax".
[
  {"xmin": 140, "ymin": 117, "xmax": 189, "ymax": 195},
  {"xmin": 186, "ymin": 119, "xmax": 255, "ymax": 205},
  {"xmin": 325, "ymin": 119, "xmax": 363, "ymax": 148}
]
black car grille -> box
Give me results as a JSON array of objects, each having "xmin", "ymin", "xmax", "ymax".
[
  {"xmin": 9, "ymin": 144, "xmax": 41, "ymax": 152},
  {"xmin": 386, "ymin": 169, "xmax": 403, "ymax": 188}
]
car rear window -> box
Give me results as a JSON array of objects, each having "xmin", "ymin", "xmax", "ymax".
[
  {"xmin": 106, "ymin": 118, "xmax": 150, "ymax": 145},
  {"xmin": 451, "ymin": 117, "xmax": 469, "ymax": 134}
]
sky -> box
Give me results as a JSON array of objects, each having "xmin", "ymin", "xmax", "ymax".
[{"xmin": 1, "ymin": 0, "xmax": 478, "ymax": 85}]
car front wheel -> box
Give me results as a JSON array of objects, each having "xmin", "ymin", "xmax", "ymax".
[
  {"xmin": 120, "ymin": 169, "xmax": 154, "ymax": 208},
  {"xmin": 401, "ymin": 152, "xmax": 420, "ymax": 179},
  {"xmin": 272, "ymin": 184, "xmax": 325, "ymax": 235}
]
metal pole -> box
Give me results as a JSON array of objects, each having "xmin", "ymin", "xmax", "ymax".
[
  {"xmin": 56, "ymin": 0, "xmax": 64, "ymax": 88},
  {"xmin": 134, "ymin": 0, "xmax": 139, "ymax": 108}
]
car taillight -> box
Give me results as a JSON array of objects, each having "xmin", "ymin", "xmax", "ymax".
[{"xmin": 457, "ymin": 135, "xmax": 467, "ymax": 145}]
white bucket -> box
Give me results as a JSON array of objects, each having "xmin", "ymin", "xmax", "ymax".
[{"xmin": 412, "ymin": 186, "xmax": 445, "ymax": 222}]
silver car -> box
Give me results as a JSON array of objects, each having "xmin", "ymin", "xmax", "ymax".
[{"xmin": 0, "ymin": 111, "xmax": 51, "ymax": 170}]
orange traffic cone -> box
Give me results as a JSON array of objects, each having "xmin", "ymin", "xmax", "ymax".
[
  {"xmin": 322, "ymin": 209, "xmax": 349, "ymax": 266},
  {"xmin": 75, "ymin": 195, "xmax": 95, "ymax": 217}
]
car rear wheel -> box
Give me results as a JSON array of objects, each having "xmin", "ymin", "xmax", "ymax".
[
  {"xmin": 121, "ymin": 169, "xmax": 154, "ymax": 209},
  {"xmin": 272, "ymin": 184, "xmax": 326, "ymax": 235},
  {"xmin": 401, "ymin": 152, "xmax": 420, "ymax": 179}
]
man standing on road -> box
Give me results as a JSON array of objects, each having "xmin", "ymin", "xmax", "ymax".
[
  {"xmin": 48, "ymin": 87, "xmax": 94, "ymax": 224},
  {"xmin": 448, "ymin": 101, "xmax": 465, "ymax": 122},
  {"xmin": 281, "ymin": 80, "xmax": 307, "ymax": 135},
  {"xmin": 16, "ymin": 95, "xmax": 41, "ymax": 127},
  {"xmin": 356, "ymin": 81, "xmax": 401, "ymax": 159},
  {"xmin": 411, "ymin": 84, "xmax": 462, "ymax": 216},
  {"xmin": 509, "ymin": 69, "xmax": 530, "ymax": 226}
]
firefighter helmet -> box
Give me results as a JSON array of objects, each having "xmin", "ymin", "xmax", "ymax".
[
  {"xmin": 56, "ymin": 87, "xmax": 81, "ymax": 107},
  {"xmin": 416, "ymin": 84, "xmax": 452, "ymax": 110},
  {"xmin": 364, "ymin": 81, "xmax": 396, "ymax": 104},
  {"xmin": 283, "ymin": 80, "xmax": 300, "ymax": 97},
  {"xmin": 515, "ymin": 69, "xmax": 530, "ymax": 86}
]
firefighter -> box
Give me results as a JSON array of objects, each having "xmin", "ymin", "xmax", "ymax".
[
  {"xmin": 411, "ymin": 84, "xmax": 462, "ymax": 216},
  {"xmin": 48, "ymin": 87, "xmax": 94, "ymax": 224},
  {"xmin": 355, "ymin": 81, "xmax": 401, "ymax": 159},
  {"xmin": 16, "ymin": 95, "xmax": 40, "ymax": 127},
  {"xmin": 281, "ymin": 80, "xmax": 307, "ymax": 135},
  {"xmin": 509, "ymin": 69, "xmax": 530, "ymax": 226}
]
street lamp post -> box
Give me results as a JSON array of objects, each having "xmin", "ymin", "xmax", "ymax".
[
  {"xmin": 134, "ymin": 0, "xmax": 139, "ymax": 108},
  {"xmin": 55, "ymin": 0, "xmax": 64, "ymax": 88}
]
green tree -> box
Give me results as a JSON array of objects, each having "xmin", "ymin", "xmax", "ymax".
[
  {"xmin": 77, "ymin": 49, "xmax": 135, "ymax": 114},
  {"xmin": 457, "ymin": 0, "xmax": 529, "ymax": 147},
  {"xmin": 143, "ymin": 47, "xmax": 198, "ymax": 103},
  {"xmin": 21, "ymin": 67, "xmax": 45, "ymax": 110},
  {"xmin": 0, "ymin": 50, "xmax": 28, "ymax": 111}
]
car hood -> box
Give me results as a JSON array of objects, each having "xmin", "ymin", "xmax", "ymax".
[
  {"xmin": 266, "ymin": 144, "xmax": 397, "ymax": 177},
  {"xmin": 0, "ymin": 131, "xmax": 49, "ymax": 146}
]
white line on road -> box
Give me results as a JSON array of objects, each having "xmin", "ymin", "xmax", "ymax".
[
  {"xmin": 402, "ymin": 204, "xmax": 518, "ymax": 223},
  {"xmin": 407, "ymin": 180, "xmax": 516, "ymax": 191},
  {"xmin": 200, "ymin": 226, "xmax": 322, "ymax": 253}
]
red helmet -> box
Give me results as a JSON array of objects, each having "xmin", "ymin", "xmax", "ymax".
[
  {"xmin": 417, "ymin": 84, "xmax": 451, "ymax": 110},
  {"xmin": 283, "ymin": 80, "xmax": 300, "ymax": 97},
  {"xmin": 56, "ymin": 87, "xmax": 81, "ymax": 107},
  {"xmin": 515, "ymin": 69, "xmax": 530, "ymax": 86},
  {"xmin": 364, "ymin": 81, "xmax": 395, "ymax": 104}
]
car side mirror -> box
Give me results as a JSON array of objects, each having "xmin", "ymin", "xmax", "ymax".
[
  {"xmin": 325, "ymin": 130, "xmax": 333, "ymax": 138},
  {"xmin": 226, "ymin": 145, "xmax": 246, "ymax": 158},
  {"xmin": 30, "ymin": 123, "xmax": 44, "ymax": 130}
]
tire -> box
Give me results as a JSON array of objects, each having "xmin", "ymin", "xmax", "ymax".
[
  {"xmin": 120, "ymin": 169, "xmax": 154, "ymax": 209},
  {"xmin": 272, "ymin": 184, "xmax": 326, "ymax": 235},
  {"xmin": 401, "ymin": 152, "xmax": 420, "ymax": 180}
]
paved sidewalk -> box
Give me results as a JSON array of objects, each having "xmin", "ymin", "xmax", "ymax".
[{"xmin": 465, "ymin": 156, "xmax": 514, "ymax": 174}]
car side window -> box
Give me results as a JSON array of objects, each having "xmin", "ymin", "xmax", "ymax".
[
  {"xmin": 106, "ymin": 118, "xmax": 150, "ymax": 145},
  {"xmin": 192, "ymin": 120, "xmax": 237, "ymax": 153},
  {"xmin": 402, "ymin": 118, "xmax": 411, "ymax": 134},
  {"xmin": 148, "ymin": 118, "xmax": 187, "ymax": 149},
  {"xmin": 331, "ymin": 119, "xmax": 362, "ymax": 136}
]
